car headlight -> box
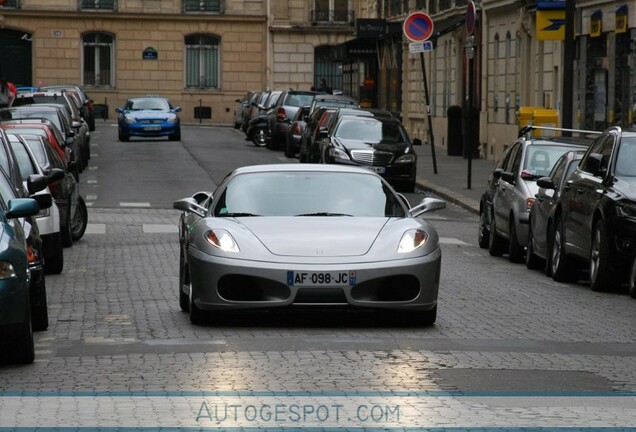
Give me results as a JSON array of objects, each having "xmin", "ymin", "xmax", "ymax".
[
  {"xmin": 327, "ymin": 147, "xmax": 350, "ymax": 161},
  {"xmin": 167, "ymin": 116, "xmax": 178, "ymax": 124},
  {"xmin": 205, "ymin": 229, "xmax": 239, "ymax": 252},
  {"xmin": 398, "ymin": 229, "xmax": 428, "ymax": 253},
  {"xmin": 616, "ymin": 201, "xmax": 636, "ymax": 218},
  {"xmin": 124, "ymin": 116, "xmax": 135, "ymax": 124},
  {"xmin": 0, "ymin": 261, "xmax": 17, "ymax": 279},
  {"xmin": 395, "ymin": 154, "xmax": 416, "ymax": 164}
]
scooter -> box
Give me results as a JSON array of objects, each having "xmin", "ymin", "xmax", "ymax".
[{"xmin": 245, "ymin": 108, "xmax": 271, "ymax": 147}]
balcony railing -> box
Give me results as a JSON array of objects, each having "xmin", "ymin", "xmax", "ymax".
[
  {"xmin": 0, "ymin": 0, "xmax": 20, "ymax": 8},
  {"xmin": 183, "ymin": 0, "xmax": 223, "ymax": 13},
  {"xmin": 79, "ymin": 0, "xmax": 116, "ymax": 10},
  {"xmin": 310, "ymin": 9, "xmax": 355, "ymax": 25}
]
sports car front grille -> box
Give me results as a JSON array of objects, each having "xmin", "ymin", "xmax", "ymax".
[
  {"xmin": 350, "ymin": 150, "xmax": 393, "ymax": 166},
  {"xmin": 138, "ymin": 119, "xmax": 165, "ymax": 124}
]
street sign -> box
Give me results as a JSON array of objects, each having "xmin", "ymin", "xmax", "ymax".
[
  {"xmin": 409, "ymin": 41, "xmax": 433, "ymax": 54},
  {"xmin": 466, "ymin": 1, "xmax": 476, "ymax": 35},
  {"xmin": 403, "ymin": 12, "xmax": 434, "ymax": 42}
]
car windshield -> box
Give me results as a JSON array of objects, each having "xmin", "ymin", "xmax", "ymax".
[
  {"xmin": 128, "ymin": 98, "xmax": 171, "ymax": 111},
  {"xmin": 615, "ymin": 137, "xmax": 636, "ymax": 177},
  {"xmin": 523, "ymin": 144, "xmax": 579, "ymax": 178},
  {"xmin": 213, "ymin": 171, "xmax": 406, "ymax": 217},
  {"xmin": 10, "ymin": 141, "xmax": 38, "ymax": 180},
  {"xmin": 335, "ymin": 117, "xmax": 406, "ymax": 143}
]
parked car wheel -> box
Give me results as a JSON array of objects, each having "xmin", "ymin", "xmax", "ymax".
[
  {"xmin": 488, "ymin": 210, "xmax": 506, "ymax": 257},
  {"xmin": 169, "ymin": 128, "xmax": 181, "ymax": 141},
  {"xmin": 544, "ymin": 224, "xmax": 554, "ymax": 277},
  {"xmin": 629, "ymin": 255, "xmax": 636, "ymax": 299},
  {"xmin": 478, "ymin": 204, "xmax": 490, "ymax": 249},
  {"xmin": 252, "ymin": 128, "xmax": 267, "ymax": 147},
  {"xmin": 508, "ymin": 218, "xmax": 524, "ymax": 263},
  {"xmin": 71, "ymin": 196, "xmax": 88, "ymax": 242},
  {"xmin": 61, "ymin": 202, "xmax": 73, "ymax": 248},
  {"xmin": 45, "ymin": 233, "xmax": 64, "ymax": 274},
  {"xmin": 14, "ymin": 298, "xmax": 35, "ymax": 364},
  {"xmin": 525, "ymin": 223, "xmax": 543, "ymax": 270},
  {"xmin": 118, "ymin": 128, "xmax": 130, "ymax": 142},
  {"xmin": 551, "ymin": 217, "xmax": 576, "ymax": 282},
  {"xmin": 189, "ymin": 286, "xmax": 206, "ymax": 325},
  {"xmin": 31, "ymin": 280, "xmax": 49, "ymax": 331},
  {"xmin": 284, "ymin": 135, "xmax": 295, "ymax": 158},
  {"xmin": 179, "ymin": 249, "xmax": 189, "ymax": 313},
  {"xmin": 589, "ymin": 220, "xmax": 615, "ymax": 292}
]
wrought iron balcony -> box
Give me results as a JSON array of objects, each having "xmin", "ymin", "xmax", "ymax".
[
  {"xmin": 79, "ymin": 0, "xmax": 116, "ymax": 10},
  {"xmin": 183, "ymin": 0, "xmax": 223, "ymax": 13},
  {"xmin": 0, "ymin": 0, "xmax": 20, "ymax": 8},
  {"xmin": 310, "ymin": 9, "xmax": 354, "ymax": 25}
]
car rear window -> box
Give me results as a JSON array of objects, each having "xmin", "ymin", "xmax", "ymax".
[
  {"xmin": 286, "ymin": 94, "xmax": 315, "ymax": 107},
  {"xmin": 523, "ymin": 145, "xmax": 579, "ymax": 178}
]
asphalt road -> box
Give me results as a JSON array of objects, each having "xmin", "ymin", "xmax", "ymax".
[{"xmin": 0, "ymin": 123, "xmax": 634, "ymax": 430}]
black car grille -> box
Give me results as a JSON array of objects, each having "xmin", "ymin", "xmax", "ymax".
[{"xmin": 350, "ymin": 150, "xmax": 394, "ymax": 166}]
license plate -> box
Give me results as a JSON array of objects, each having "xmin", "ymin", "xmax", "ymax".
[
  {"xmin": 287, "ymin": 271, "xmax": 356, "ymax": 287},
  {"xmin": 369, "ymin": 166, "xmax": 386, "ymax": 174},
  {"xmin": 143, "ymin": 126, "xmax": 161, "ymax": 131}
]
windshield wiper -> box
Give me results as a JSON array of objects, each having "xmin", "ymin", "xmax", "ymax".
[
  {"xmin": 219, "ymin": 212, "xmax": 261, "ymax": 217},
  {"xmin": 295, "ymin": 212, "xmax": 353, "ymax": 217}
]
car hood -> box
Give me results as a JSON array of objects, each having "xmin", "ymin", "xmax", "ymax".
[
  {"xmin": 337, "ymin": 138, "xmax": 410, "ymax": 152},
  {"xmin": 124, "ymin": 110, "xmax": 176, "ymax": 120},
  {"xmin": 238, "ymin": 217, "xmax": 389, "ymax": 257},
  {"xmin": 614, "ymin": 176, "xmax": 636, "ymax": 200}
]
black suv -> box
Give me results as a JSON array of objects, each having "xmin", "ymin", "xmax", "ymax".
[
  {"xmin": 552, "ymin": 126, "xmax": 636, "ymax": 292},
  {"xmin": 266, "ymin": 90, "xmax": 318, "ymax": 149}
]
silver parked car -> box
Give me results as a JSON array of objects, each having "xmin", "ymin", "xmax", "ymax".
[
  {"xmin": 479, "ymin": 126, "xmax": 595, "ymax": 263},
  {"xmin": 174, "ymin": 164, "xmax": 445, "ymax": 325}
]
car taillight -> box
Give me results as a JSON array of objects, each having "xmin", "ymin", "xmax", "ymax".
[
  {"xmin": 520, "ymin": 170, "xmax": 534, "ymax": 179},
  {"xmin": 277, "ymin": 108, "xmax": 286, "ymax": 121},
  {"xmin": 526, "ymin": 197, "xmax": 535, "ymax": 211},
  {"xmin": 86, "ymin": 101, "xmax": 93, "ymax": 110},
  {"xmin": 27, "ymin": 245, "xmax": 38, "ymax": 264},
  {"xmin": 292, "ymin": 123, "xmax": 301, "ymax": 134}
]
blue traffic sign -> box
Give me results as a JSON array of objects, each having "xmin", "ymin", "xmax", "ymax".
[{"xmin": 403, "ymin": 12, "xmax": 434, "ymax": 42}]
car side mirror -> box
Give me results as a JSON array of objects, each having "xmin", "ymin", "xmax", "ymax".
[
  {"xmin": 492, "ymin": 168, "xmax": 504, "ymax": 180},
  {"xmin": 410, "ymin": 197, "xmax": 446, "ymax": 218},
  {"xmin": 501, "ymin": 172, "xmax": 516, "ymax": 184},
  {"xmin": 412, "ymin": 138, "xmax": 423, "ymax": 146},
  {"xmin": 72, "ymin": 120, "xmax": 82, "ymax": 129},
  {"xmin": 174, "ymin": 107, "xmax": 182, "ymax": 113},
  {"xmin": 46, "ymin": 168, "xmax": 65, "ymax": 183},
  {"xmin": 32, "ymin": 192, "xmax": 52, "ymax": 210},
  {"xmin": 27, "ymin": 174, "xmax": 49, "ymax": 194},
  {"xmin": 536, "ymin": 176, "xmax": 555, "ymax": 190},
  {"xmin": 115, "ymin": 107, "xmax": 124, "ymax": 113},
  {"xmin": 64, "ymin": 137, "xmax": 74, "ymax": 147}
]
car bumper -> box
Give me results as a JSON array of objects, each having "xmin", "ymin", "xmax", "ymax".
[
  {"xmin": 188, "ymin": 247, "xmax": 441, "ymax": 312},
  {"xmin": 330, "ymin": 159, "xmax": 417, "ymax": 186},
  {"xmin": 122, "ymin": 124, "xmax": 179, "ymax": 137}
]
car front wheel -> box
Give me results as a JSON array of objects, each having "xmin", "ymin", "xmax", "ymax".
[
  {"xmin": 526, "ymin": 222, "xmax": 543, "ymax": 270},
  {"xmin": 551, "ymin": 217, "xmax": 577, "ymax": 282},
  {"xmin": 629, "ymin": 255, "xmax": 636, "ymax": 299},
  {"xmin": 508, "ymin": 217, "xmax": 524, "ymax": 263},
  {"xmin": 478, "ymin": 205, "xmax": 490, "ymax": 249},
  {"xmin": 488, "ymin": 210, "xmax": 506, "ymax": 257},
  {"xmin": 590, "ymin": 220, "xmax": 615, "ymax": 292}
]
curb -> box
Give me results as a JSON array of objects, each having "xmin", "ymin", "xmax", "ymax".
[{"xmin": 416, "ymin": 178, "xmax": 480, "ymax": 215}]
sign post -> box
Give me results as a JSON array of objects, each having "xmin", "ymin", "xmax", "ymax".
[{"xmin": 403, "ymin": 12, "xmax": 437, "ymax": 175}]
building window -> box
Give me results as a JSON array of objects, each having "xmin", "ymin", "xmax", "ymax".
[
  {"xmin": 415, "ymin": 0, "xmax": 426, "ymax": 9},
  {"xmin": 312, "ymin": 0, "xmax": 352, "ymax": 24},
  {"xmin": 183, "ymin": 0, "xmax": 223, "ymax": 13},
  {"xmin": 439, "ymin": 0, "xmax": 451, "ymax": 11},
  {"xmin": 0, "ymin": 0, "xmax": 19, "ymax": 8},
  {"xmin": 185, "ymin": 34, "xmax": 219, "ymax": 89},
  {"xmin": 79, "ymin": 0, "xmax": 116, "ymax": 10},
  {"xmin": 82, "ymin": 32, "xmax": 114, "ymax": 87}
]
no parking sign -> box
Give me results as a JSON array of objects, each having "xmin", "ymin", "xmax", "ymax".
[{"xmin": 403, "ymin": 12, "xmax": 434, "ymax": 43}]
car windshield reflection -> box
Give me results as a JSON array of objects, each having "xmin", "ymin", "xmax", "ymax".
[{"xmin": 213, "ymin": 171, "xmax": 406, "ymax": 218}]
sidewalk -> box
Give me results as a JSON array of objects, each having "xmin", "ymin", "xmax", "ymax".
[{"xmin": 415, "ymin": 143, "xmax": 496, "ymax": 215}]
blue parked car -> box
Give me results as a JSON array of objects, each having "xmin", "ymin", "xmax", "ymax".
[
  {"xmin": 115, "ymin": 96, "xmax": 181, "ymax": 142},
  {"xmin": 0, "ymin": 196, "xmax": 41, "ymax": 364}
]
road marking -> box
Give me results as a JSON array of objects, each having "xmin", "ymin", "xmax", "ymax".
[
  {"xmin": 439, "ymin": 237, "xmax": 471, "ymax": 246},
  {"xmin": 119, "ymin": 202, "xmax": 151, "ymax": 208},
  {"xmin": 143, "ymin": 224, "xmax": 178, "ymax": 233},
  {"xmin": 85, "ymin": 223, "xmax": 106, "ymax": 234},
  {"xmin": 86, "ymin": 180, "xmax": 98, "ymax": 184},
  {"xmin": 88, "ymin": 166, "xmax": 98, "ymax": 171},
  {"xmin": 86, "ymin": 194, "xmax": 98, "ymax": 200}
]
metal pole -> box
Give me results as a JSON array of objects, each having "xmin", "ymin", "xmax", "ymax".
[
  {"xmin": 420, "ymin": 52, "xmax": 438, "ymax": 175},
  {"xmin": 562, "ymin": 0, "xmax": 575, "ymax": 133}
]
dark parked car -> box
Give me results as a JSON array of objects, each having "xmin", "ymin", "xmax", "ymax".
[
  {"xmin": 115, "ymin": 96, "xmax": 181, "ymax": 141},
  {"xmin": 39, "ymin": 85, "xmax": 96, "ymax": 131},
  {"xmin": 242, "ymin": 90, "xmax": 271, "ymax": 133},
  {"xmin": 266, "ymin": 90, "xmax": 318, "ymax": 150},
  {"xmin": 284, "ymin": 106, "xmax": 311, "ymax": 158},
  {"xmin": 478, "ymin": 127, "xmax": 595, "ymax": 263},
  {"xmin": 526, "ymin": 150, "xmax": 585, "ymax": 275},
  {"xmin": 0, "ymin": 193, "xmax": 40, "ymax": 364},
  {"xmin": 316, "ymin": 108, "xmax": 421, "ymax": 192},
  {"xmin": 551, "ymin": 126, "xmax": 636, "ymax": 291},
  {"xmin": 234, "ymin": 91, "xmax": 258, "ymax": 130}
]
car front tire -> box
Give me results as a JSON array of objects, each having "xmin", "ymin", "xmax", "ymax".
[
  {"xmin": 71, "ymin": 197, "xmax": 88, "ymax": 242},
  {"xmin": 118, "ymin": 128, "xmax": 130, "ymax": 142},
  {"xmin": 478, "ymin": 204, "xmax": 490, "ymax": 249},
  {"xmin": 629, "ymin": 255, "xmax": 636, "ymax": 299},
  {"xmin": 488, "ymin": 210, "xmax": 506, "ymax": 257},
  {"xmin": 589, "ymin": 220, "xmax": 615, "ymax": 292},
  {"xmin": 526, "ymin": 223, "xmax": 543, "ymax": 270},
  {"xmin": 14, "ymin": 297, "xmax": 35, "ymax": 364},
  {"xmin": 551, "ymin": 217, "xmax": 577, "ymax": 282}
]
